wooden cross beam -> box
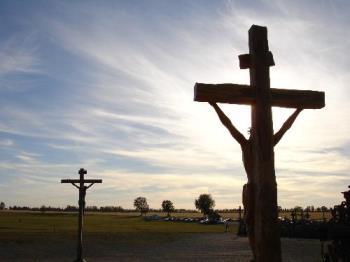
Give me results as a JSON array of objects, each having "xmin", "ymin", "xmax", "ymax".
[
  {"xmin": 194, "ymin": 83, "xmax": 325, "ymax": 109},
  {"xmin": 61, "ymin": 168, "xmax": 102, "ymax": 262},
  {"xmin": 61, "ymin": 179, "xmax": 103, "ymax": 187},
  {"xmin": 194, "ymin": 25, "xmax": 325, "ymax": 262}
]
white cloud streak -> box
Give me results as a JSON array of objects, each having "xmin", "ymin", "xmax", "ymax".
[{"xmin": 1, "ymin": 1, "xmax": 349, "ymax": 208}]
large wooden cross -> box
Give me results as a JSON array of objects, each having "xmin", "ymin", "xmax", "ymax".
[
  {"xmin": 61, "ymin": 168, "xmax": 102, "ymax": 262},
  {"xmin": 194, "ymin": 25, "xmax": 325, "ymax": 261}
]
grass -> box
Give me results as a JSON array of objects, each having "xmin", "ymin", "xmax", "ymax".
[
  {"xmin": 0, "ymin": 210, "xmax": 330, "ymax": 240},
  {"xmin": 0, "ymin": 210, "xmax": 325, "ymax": 260},
  {"xmin": 0, "ymin": 211, "xmax": 236, "ymax": 240}
]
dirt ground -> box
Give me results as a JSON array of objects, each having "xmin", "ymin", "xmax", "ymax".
[{"xmin": 0, "ymin": 233, "xmax": 322, "ymax": 262}]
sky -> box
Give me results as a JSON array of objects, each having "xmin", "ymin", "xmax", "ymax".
[{"xmin": 0, "ymin": 0, "xmax": 349, "ymax": 209}]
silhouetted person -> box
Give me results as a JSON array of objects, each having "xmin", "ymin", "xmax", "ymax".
[{"xmin": 209, "ymin": 102, "xmax": 302, "ymax": 260}]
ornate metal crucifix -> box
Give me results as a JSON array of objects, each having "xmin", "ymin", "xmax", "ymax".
[
  {"xmin": 194, "ymin": 25, "xmax": 325, "ymax": 261},
  {"xmin": 61, "ymin": 168, "xmax": 102, "ymax": 262}
]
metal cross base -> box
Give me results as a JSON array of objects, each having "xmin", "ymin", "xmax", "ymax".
[{"xmin": 61, "ymin": 168, "xmax": 102, "ymax": 262}]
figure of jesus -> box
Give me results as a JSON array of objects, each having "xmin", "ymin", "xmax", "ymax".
[{"xmin": 209, "ymin": 102, "xmax": 302, "ymax": 260}]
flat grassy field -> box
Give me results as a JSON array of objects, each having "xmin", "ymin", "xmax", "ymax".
[
  {"xmin": 0, "ymin": 211, "xmax": 238, "ymax": 261},
  {"xmin": 0, "ymin": 211, "xmax": 323, "ymax": 261},
  {"xmin": 0, "ymin": 210, "xmax": 330, "ymax": 238},
  {"xmin": 0, "ymin": 210, "xmax": 330, "ymax": 243},
  {"xmin": 0, "ymin": 211, "xmax": 236, "ymax": 238}
]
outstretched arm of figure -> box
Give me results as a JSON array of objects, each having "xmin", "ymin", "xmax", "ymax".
[
  {"xmin": 209, "ymin": 102, "xmax": 247, "ymax": 145},
  {"xmin": 274, "ymin": 108, "xmax": 303, "ymax": 146}
]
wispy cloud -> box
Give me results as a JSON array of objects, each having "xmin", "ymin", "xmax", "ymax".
[
  {"xmin": 0, "ymin": 33, "xmax": 41, "ymax": 93},
  {"xmin": 0, "ymin": 139, "xmax": 13, "ymax": 146},
  {"xmin": 0, "ymin": 1, "xmax": 349, "ymax": 208},
  {"xmin": 0, "ymin": 36, "xmax": 40, "ymax": 76}
]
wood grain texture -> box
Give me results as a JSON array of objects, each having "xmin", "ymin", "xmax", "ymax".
[
  {"xmin": 249, "ymin": 24, "xmax": 282, "ymax": 262},
  {"xmin": 194, "ymin": 83, "xmax": 325, "ymax": 109},
  {"xmin": 193, "ymin": 24, "xmax": 325, "ymax": 262},
  {"xmin": 61, "ymin": 179, "xmax": 102, "ymax": 184}
]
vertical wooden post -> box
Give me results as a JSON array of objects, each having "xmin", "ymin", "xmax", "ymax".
[
  {"xmin": 238, "ymin": 205, "xmax": 242, "ymax": 221},
  {"xmin": 194, "ymin": 24, "xmax": 325, "ymax": 262},
  {"xmin": 76, "ymin": 169, "xmax": 86, "ymax": 262},
  {"xmin": 249, "ymin": 25, "xmax": 281, "ymax": 261},
  {"xmin": 61, "ymin": 168, "xmax": 102, "ymax": 262},
  {"xmin": 237, "ymin": 205, "xmax": 247, "ymax": 236}
]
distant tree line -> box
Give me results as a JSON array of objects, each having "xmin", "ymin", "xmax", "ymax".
[
  {"xmin": 0, "ymin": 199, "xmax": 331, "ymax": 213},
  {"xmin": 277, "ymin": 205, "xmax": 330, "ymax": 212}
]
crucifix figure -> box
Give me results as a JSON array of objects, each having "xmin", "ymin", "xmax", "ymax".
[
  {"xmin": 61, "ymin": 168, "xmax": 102, "ymax": 262},
  {"xmin": 194, "ymin": 25, "xmax": 325, "ymax": 261}
]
